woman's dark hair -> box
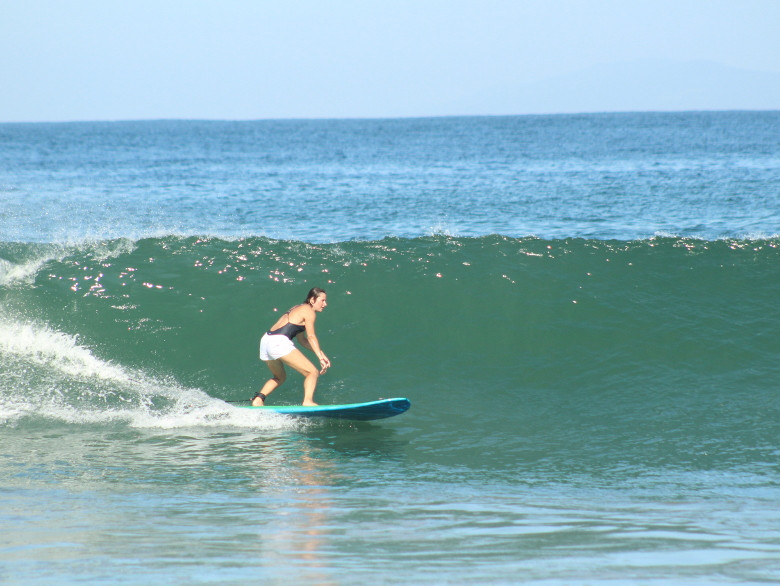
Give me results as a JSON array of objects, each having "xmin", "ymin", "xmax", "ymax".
[{"xmin": 305, "ymin": 287, "xmax": 326, "ymax": 304}]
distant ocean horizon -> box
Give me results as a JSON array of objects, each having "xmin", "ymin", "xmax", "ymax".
[
  {"xmin": 4, "ymin": 59, "xmax": 780, "ymax": 122},
  {"xmin": 2, "ymin": 111, "xmax": 779, "ymax": 583}
]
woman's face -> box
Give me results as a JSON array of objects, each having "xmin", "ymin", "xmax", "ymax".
[{"xmin": 311, "ymin": 293, "xmax": 328, "ymax": 312}]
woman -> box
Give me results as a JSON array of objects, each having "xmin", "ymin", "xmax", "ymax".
[{"xmin": 252, "ymin": 287, "xmax": 331, "ymax": 406}]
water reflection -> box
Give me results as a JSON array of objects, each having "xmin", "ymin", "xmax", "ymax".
[{"xmin": 1, "ymin": 419, "xmax": 413, "ymax": 583}]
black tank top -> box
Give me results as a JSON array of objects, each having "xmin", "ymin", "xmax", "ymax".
[
  {"xmin": 267, "ymin": 308, "xmax": 306, "ymax": 340},
  {"xmin": 267, "ymin": 322, "xmax": 305, "ymax": 340}
]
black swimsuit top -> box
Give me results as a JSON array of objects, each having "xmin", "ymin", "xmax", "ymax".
[{"xmin": 267, "ymin": 308, "xmax": 306, "ymax": 340}]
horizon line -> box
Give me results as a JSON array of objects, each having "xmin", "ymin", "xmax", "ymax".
[{"xmin": 3, "ymin": 107, "xmax": 779, "ymax": 125}]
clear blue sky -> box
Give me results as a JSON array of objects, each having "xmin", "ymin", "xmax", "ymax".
[{"xmin": 2, "ymin": 0, "xmax": 779, "ymax": 122}]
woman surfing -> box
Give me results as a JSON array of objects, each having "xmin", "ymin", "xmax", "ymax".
[{"xmin": 251, "ymin": 287, "xmax": 331, "ymax": 406}]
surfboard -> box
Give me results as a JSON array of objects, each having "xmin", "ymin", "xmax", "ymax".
[{"xmin": 238, "ymin": 397, "xmax": 411, "ymax": 421}]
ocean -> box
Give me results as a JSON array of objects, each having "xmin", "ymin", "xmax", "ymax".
[{"xmin": 1, "ymin": 111, "xmax": 779, "ymax": 584}]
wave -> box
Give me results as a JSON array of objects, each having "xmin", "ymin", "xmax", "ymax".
[{"xmin": 2, "ymin": 234, "xmax": 779, "ymax": 457}]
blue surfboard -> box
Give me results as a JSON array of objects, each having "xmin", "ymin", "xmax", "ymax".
[{"xmin": 238, "ymin": 397, "xmax": 410, "ymax": 421}]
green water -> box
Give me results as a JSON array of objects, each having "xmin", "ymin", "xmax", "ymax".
[
  {"xmin": 3, "ymin": 112, "xmax": 780, "ymax": 582},
  {"xmin": 2, "ymin": 235, "xmax": 779, "ymax": 583}
]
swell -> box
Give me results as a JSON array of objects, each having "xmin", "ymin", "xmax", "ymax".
[{"xmin": 1, "ymin": 235, "xmax": 778, "ymax": 469}]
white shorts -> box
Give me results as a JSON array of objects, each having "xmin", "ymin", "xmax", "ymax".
[{"xmin": 259, "ymin": 333, "xmax": 296, "ymax": 361}]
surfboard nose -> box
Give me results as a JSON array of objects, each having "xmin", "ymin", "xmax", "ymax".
[{"xmin": 388, "ymin": 398, "xmax": 411, "ymax": 414}]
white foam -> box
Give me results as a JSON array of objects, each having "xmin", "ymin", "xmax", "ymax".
[
  {"xmin": 0, "ymin": 246, "xmax": 65, "ymax": 287},
  {"xmin": 729, "ymin": 231, "xmax": 780, "ymax": 242},
  {"xmin": 0, "ymin": 252, "xmax": 59, "ymax": 287},
  {"xmin": 128, "ymin": 401, "xmax": 301, "ymax": 430},
  {"xmin": 427, "ymin": 221, "xmax": 457, "ymax": 237},
  {"xmin": 0, "ymin": 321, "xmax": 129, "ymax": 382},
  {"xmin": 0, "ymin": 319, "xmax": 302, "ymax": 431}
]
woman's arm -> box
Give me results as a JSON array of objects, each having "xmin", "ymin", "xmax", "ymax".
[{"xmin": 299, "ymin": 309, "xmax": 331, "ymax": 372}]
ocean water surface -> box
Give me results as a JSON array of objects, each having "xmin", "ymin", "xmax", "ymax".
[{"xmin": 1, "ymin": 112, "xmax": 779, "ymax": 583}]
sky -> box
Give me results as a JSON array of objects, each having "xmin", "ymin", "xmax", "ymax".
[{"xmin": 2, "ymin": 0, "xmax": 780, "ymax": 122}]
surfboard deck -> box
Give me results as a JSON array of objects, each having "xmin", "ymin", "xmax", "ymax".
[{"xmin": 238, "ymin": 397, "xmax": 410, "ymax": 421}]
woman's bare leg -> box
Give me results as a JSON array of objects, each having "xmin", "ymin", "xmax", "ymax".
[
  {"xmin": 252, "ymin": 359, "xmax": 286, "ymax": 406},
  {"xmin": 280, "ymin": 349, "xmax": 320, "ymax": 405}
]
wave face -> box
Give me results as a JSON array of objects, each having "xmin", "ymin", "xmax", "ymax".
[{"xmin": 2, "ymin": 234, "xmax": 778, "ymax": 474}]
